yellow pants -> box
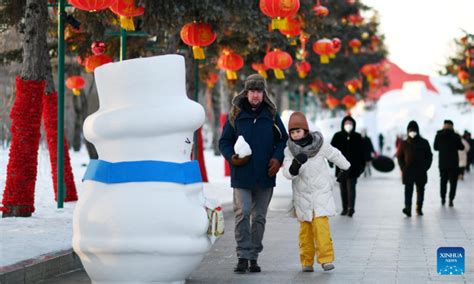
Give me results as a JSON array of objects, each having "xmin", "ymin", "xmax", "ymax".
[{"xmin": 299, "ymin": 216, "xmax": 334, "ymax": 266}]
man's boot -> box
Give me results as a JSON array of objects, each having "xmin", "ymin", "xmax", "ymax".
[
  {"xmin": 402, "ymin": 206, "xmax": 411, "ymax": 217},
  {"xmin": 234, "ymin": 258, "xmax": 248, "ymax": 273},
  {"xmin": 416, "ymin": 204, "xmax": 423, "ymax": 216},
  {"xmin": 249, "ymin": 259, "xmax": 261, "ymax": 273}
]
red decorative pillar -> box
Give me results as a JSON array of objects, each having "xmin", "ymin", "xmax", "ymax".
[{"xmin": 220, "ymin": 113, "xmax": 230, "ymax": 177}]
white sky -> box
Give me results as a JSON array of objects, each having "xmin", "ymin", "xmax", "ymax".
[{"xmin": 362, "ymin": 0, "xmax": 474, "ymax": 76}]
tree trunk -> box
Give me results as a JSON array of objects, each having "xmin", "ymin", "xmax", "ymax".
[
  {"xmin": 2, "ymin": 0, "xmax": 48, "ymax": 217},
  {"xmin": 81, "ymin": 80, "xmax": 98, "ymax": 159},
  {"xmin": 210, "ymin": 87, "xmax": 221, "ymax": 155}
]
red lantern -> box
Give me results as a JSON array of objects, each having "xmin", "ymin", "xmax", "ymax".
[
  {"xmin": 348, "ymin": 13, "xmax": 364, "ymax": 25},
  {"xmin": 465, "ymin": 91, "xmax": 474, "ymax": 105},
  {"xmin": 345, "ymin": 78, "xmax": 362, "ymax": 94},
  {"xmin": 180, "ymin": 23, "xmax": 217, "ymax": 60},
  {"xmin": 218, "ymin": 50, "xmax": 244, "ymax": 80},
  {"xmin": 349, "ymin": 38, "xmax": 362, "ymax": 54},
  {"xmin": 251, "ymin": 63, "xmax": 270, "ymax": 79},
  {"xmin": 458, "ymin": 70, "xmax": 469, "ymax": 84},
  {"xmin": 312, "ymin": 0, "xmax": 329, "ymax": 17},
  {"xmin": 110, "ymin": 0, "xmax": 145, "ymax": 31},
  {"xmin": 85, "ymin": 54, "xmax": 112, "ymax": 73},
  {"xmin": 309, "ymin": 81, "xmax": 319, "ymax": 93},
  {"xmin": 259, "ymin": 0, "xmax": 300, "ymax": 30},
  {"xmin": 313, "ymin": 38, "xmax": 334, "ymax": 64},
  {"xmin": 295, "ymin": 61, "xmax": 311, "ymax": 78},
  {"xmin": 66, "ymin": 76, "xmax": 86, "ymax": 95},
  {"xmin": 326, "ymin": 96, "xmax": 340, "ymax": 109},
  {"xmin": 342, "ymin": 95, "xmax": 357, "ymax": 109},
  {"xmin": 361, "ymin": 63, "xmax": 379, "ymax": 82},
  {"xmin": 330, "ymin": 38, "xmax": 341, "ymax": 58},
  {"xmin": 91, "ymin": 41, "xmax": 106, "ymax": 55},
  {"xmin": 264, "ymin": 49, "xmax": 293, "ymax": 79},
  {"xmin": 279, "ymin": 16, "xmax": 301, "ymax": 44},
  {"xmin": 205, "ymin": 73, "xmax": 219, "ymax": 89},
  {"xmin": 68, "ymin": 0, "xmax": 115, "ymax": 11}
]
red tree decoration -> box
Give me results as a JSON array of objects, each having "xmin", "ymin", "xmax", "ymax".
[
  {"xmin": 252, "ymin": 63, "xmax": 270, "ymax": 79},
  {"xmin": 1, "ymin": 78, "xmax": 45, "ymax": 216},
  {"xmin": 205, "ymin": 73, "xmax": 219, "ymax": 89},
  {"xmin": 110, "ymin": 0, "xmax": 145, "ymax": 31},
  {"xmin": 344, "ymin": 78, "xmax": 362, "ymax": 94},
  {"xmin": 85, "ymin": 54, "xmax": 112, "ymax": 73},
  {"xmin": 279, "ymin": 16, "xmax": 301, "ymax": 44},
  {"xmin": 349, "ymin": 38, "xmax": 362, "ymax": 54},
  {"xmin": 180, "ymin": 22, "xmax": 217, "ymax": 60},
  {"xmin": 465, "ymin": 91, "xmax": 474, "ymax": 105},
  {"xmin": 326, "ymin": 95, "xmax": 340, "ymax": 109},
  {"xmin": 217, "ymin": 50, "xmax": 244, "ymax": 80},
  {"xmin": 312, "ymin": 0, "xmax": 329, "ymax": 16},
  {"xmin": 66, "ymin": 76, "xmax": 86, "ymax": 95},
  {"xmin": 259, "ymin": 0, "xmax": 300, "ymax": 30},
  {"xmin": 295, "ymin": 61, "xmax": 311, "ymax": 78},
  {"xmin": 313, "ymin": 38, "xmax": 334, "ymax": 64},
  {"xmin": 342, "ymin": 95, "xmax": 357, "ymax": 109},
  {"xmin": 264, "ymin": 49, "xmax": 293, "ymax": 79},
  {"xmin": 42, "ymin": 92, "xmax": 78, "ymax": 202},
  {"xmin": 68, "ymin": 0, "xmax": 115, "ymax": 11}
]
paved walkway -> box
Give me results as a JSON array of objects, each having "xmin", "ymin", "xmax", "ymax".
[{"xmin": 43, "ymin": 161, "xmax": 473, "ymax": 283}]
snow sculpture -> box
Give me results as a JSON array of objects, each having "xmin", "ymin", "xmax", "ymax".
[{"xmin": 73, "ymin": 55, "xmax": 210, "ymax": 284}]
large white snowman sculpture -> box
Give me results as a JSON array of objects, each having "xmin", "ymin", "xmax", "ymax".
[{"xmin": 73, "ymin": 55, "xmax": 210, "ymax": 284}]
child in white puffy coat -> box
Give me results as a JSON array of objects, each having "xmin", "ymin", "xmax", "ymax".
[{"xmin": 282, "ymin": 112, "xmax": 350, "ymax": 273}]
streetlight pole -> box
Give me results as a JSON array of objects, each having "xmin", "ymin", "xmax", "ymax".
[{"xmin": 57, "ymin": 0, "xmax": 66, "ymax": 208}]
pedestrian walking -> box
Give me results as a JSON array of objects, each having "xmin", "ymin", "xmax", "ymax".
[
  {"xmin": 397, "ymin": 121, "xmax": 433, "ymax": 216},
  {"xmin": 462, "ymin": 131, "xmax": 473, "ymax": 173},
  {"xmin": 378, "ymin": 133, "xmax": 385, "ymax": 155},
  {"xmin": 219, "ymin": 74, "xmax": 288, "ymax": 273},
  {"xmin": 362, "ymin": 129, "xmax": 376, "ymax": 177},
  {"xmin": 458, "ymin": 135, "xmax": 470, "ymax": 180},
  {"xmin": 330, "ymin": 116, "xmax": 365, "ymax": 217},
  {"xmin": 433, "ymin": 120, "xmax": 465, "ymax": 207},
  {"xmin": 282, "ymin": 112, "xmax": 350, "ymax": 273}
]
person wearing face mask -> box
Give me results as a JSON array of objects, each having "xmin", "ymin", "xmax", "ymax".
[
  {"xmin": 397, "ymin": 121, "xmax": 433, "ymax": 216},
  {"xmin": 330, "ymin": 116, "xmax": 365, "ymax": 217}
]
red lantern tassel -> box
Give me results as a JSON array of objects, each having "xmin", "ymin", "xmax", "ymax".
[
  {"xmin": 258, "ymin": 70, "xmax": 268, "ymax": 79},
  {"xmin": 272, "ymin": 17, "xmax": 288, "ymax": 30},
  {"xmin": 1, "ymin": 77, "xmax": 45, "ymax": 216},
  {"xmin": 42, "ymin": 92, "xmax": 78, "ymax": 202},
  {"xmin": 320, "ymin": 55, "xmax": 329, "ymax": 64},
  {"xmin": 298, "ymin": 71, "xmax": 307, "ymax": 79},
  {"xmin": 192, "ymin": 46, "xmax": 205, "ymax": 60},
  {"xmin": 225, "ymin": 70, "xmax": 237, "ymax": 80},
  {"xmin": 352, "ymin": 47, "xmax": 360, "ymax": 54},
  {"xmin": 119, "ymin": 16, "xmax": 135, "ymax": 31},
  {"xmin": 273, "ymin": 69, "xmax": 285, "ymax": 79}
]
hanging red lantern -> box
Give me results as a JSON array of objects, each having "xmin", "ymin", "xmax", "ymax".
[
  {"xmin": 312, "ymin": 0, "xmax": 329, "ymax": 17},
  {"xmin": 344, "ymin": 78, "xmax": 362, "ymax": 94},
  {"xmin": 295, "ymin": 61, "xmax": 311, "ymax": 78},
  {"xmin": 349, "ymin": 38, "xmax": 362, "ymax": 54},
  {"xmin": 326, "ymin": 96, "xmax": 340, "ymax": 109},
  {"xmin": 205, "ymin": 73, "xmax": 219, "ymax": 89},
  {"xmin": 251, "ymin": 63, "xmax": 270, "ymax": 79},
  {"xmin": 110, "ymin": 0, "xmax": 145, "ymax": 31},
  {"xmin": 458, "ymin": 70, "xmax": 469, "ymax": 84},
  {"xmin": 68, "ymin": 0, "xmax": 115, "ymax": 11},
  {"xmin": 342, "ymin": 95, "xmax": 357, "ymax": 109},
  {"xmin": 330, "ymin": 38, "xmax": 341, "ymax": 58},
  {"xmin": 66, "ymin": 76, "xmax": 86, "ymax": 95},
  {"xmin": 91, "ymin": 41, "xmax": 106, "ymax": 55},
  {"xmin": 264, "ymin": 49, "xmax": 293, "ymax": 79},
  {"xmin": 84, "ymin": 54, "xmax": 112, "ymax": 73},
  {"xmin": 348, "ymin": 13, "xmax": 364, "ymax": 25},
  {"xmin": 309, "ymin": 81, "xmax": 319, "ymax": 93},
  {"xmin": 465, "ymin": 91, "xmax": 474, "ymax": 105},
  {"xmin": 361, "ymin": 63, "xmax": 379, "ymax": 82},
  {"xmin": 180, "ymin": 23, "xmax": 217, "ymax": 60},
  {"xmin": 279, "ymin": 16, "xmax": 301, "ymax": 44},
  {"xmin": 218, "ymin": 50, "xmax": 244, "ymax": 80},
  {"xmin": 259, "ymin": 0, "xmax": 300, "ymax": 30},
  {"xmin": 313, "ymin": 38, "xmax": 334, "ymax": 64}
]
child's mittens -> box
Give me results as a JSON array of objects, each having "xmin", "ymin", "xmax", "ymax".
[
  {"xmin": 234, "ymin": 136, "xmax": 252, "ymax": 158},
  {"xmin": 289, "ymin": 153, "xmax": 308, "ymax": 176}
]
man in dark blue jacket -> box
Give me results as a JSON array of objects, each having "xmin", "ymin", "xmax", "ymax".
[{"xmin": 219, "ymin": 74, "xmax": 288, "ymax": 274}]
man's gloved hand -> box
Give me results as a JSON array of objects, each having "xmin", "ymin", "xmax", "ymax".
[
  {"xmin": 294, "ymin": 153, "xmax": 308, "ymax": 164},
  {"xmin": 336, "ymin": 168, "xmax": 350, "ymax": 182},
  {"xmin": 268, "ymin": 158, "xmax": 281, "ymax": 177},
  {"xmin": 231, "ymin": 154, "xmax": 250, "ymax": 166}
]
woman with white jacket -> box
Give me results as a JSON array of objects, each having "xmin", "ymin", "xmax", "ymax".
[
  {"xmin": 459, "ymin": 137, "xmax": 471, "ymax": 180},
  {"xmin": 282, "ymin": 112, "xmax": 350, "ymax": 273}
]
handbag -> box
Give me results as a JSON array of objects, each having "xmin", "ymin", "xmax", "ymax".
[{"xmin": 204, "ymin": 199, "xmax": 224, "ymax": 244}]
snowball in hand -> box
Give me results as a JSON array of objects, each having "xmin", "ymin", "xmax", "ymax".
[{"xmin": 234, "ymin": 136, "xmax": 252, "ymax": 158}]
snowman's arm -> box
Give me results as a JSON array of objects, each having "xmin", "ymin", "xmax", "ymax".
[
  {"xmin": 272, "ymin": 115, "xmax": 289, "ymax": 163},
  {"xmin": 219, "ymin": 118, "xmax": 237, "ymax": 162}
]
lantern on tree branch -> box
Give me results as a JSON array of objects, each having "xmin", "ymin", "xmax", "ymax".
[
  {"xmin": 326, "ymin": 96, "xmax": 340, "ymax": 109},
  {"xmin": 218, "ymin": 50, "xmax": 244, "ymax": 80},
  {"xmin": 295, "ymin": 61, "xmax": 311, "ymax": 78},
  {"xmin": 313, "ymin": 38, "xmax": 334, "ymax": 64},
  {"xmin": 68, "ymin": 0, "xmax": 115, "ymax": 11},
  {"xmin": 264, "ymin": 49, "xmax": 293, "ymax": 79},
  {"xmin": 279, "ymin": 16, "xmax": 301, "ymax": 45},
  {"xmin": 252, "ymin": 63, "xmax": 270, "ymax": 79},
  {"xmin": 458, "ymin": 70, "xmax": 469, "ymax": 84},
  {"xmin": 349, "ymin": 38, "xmax": 361, "ymax": 54},
  {"xmin": 110, "ymin": 0, "xmax": 144, "ymax": 31},
  {"xmin": 259, "ymin": 0, "xmax": 300, "ymax": 30},
  {"xmin": 465, "ymin": 91, "xmax": 474, "ymax": 105},
  {"xmin": 205, "ymin": 73, "xmax": 219, "ymax": 89},
  {"xmin": 342, "ymin": 95, "xmax": 357, "ymax": 109},
  {"xmin": 180, "ymin": 23, "xmax": 217, "ymax": 60},
  {"xmin": 312, "ymin": 0, "xmax": 328, "ymax": 17},
  {"xmin": 85, "ymin": 54, "xmax": 112, "ymax": 73},
  {"xmin": 66, "ymin": 76, "xmax": 86, "ymax": 95},
  {"xmin": 344, "ymin": 78, "xmax": 362, "ymax": 94}
]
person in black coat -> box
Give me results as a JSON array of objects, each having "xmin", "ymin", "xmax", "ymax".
[
  {"xmin": 362, "ymin": 130, "xmax": 376, "ymax": 177},
  {"xmin": 433, "ymin": 120, "xmax": 465, "ymax": 207},
  {"xmin": 330, "ymin": 116, "xmax": 365, "ymax": 217},
  {"xmin": 397, "ymin": 121, "xmax": 433, "ymax": 216}
]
